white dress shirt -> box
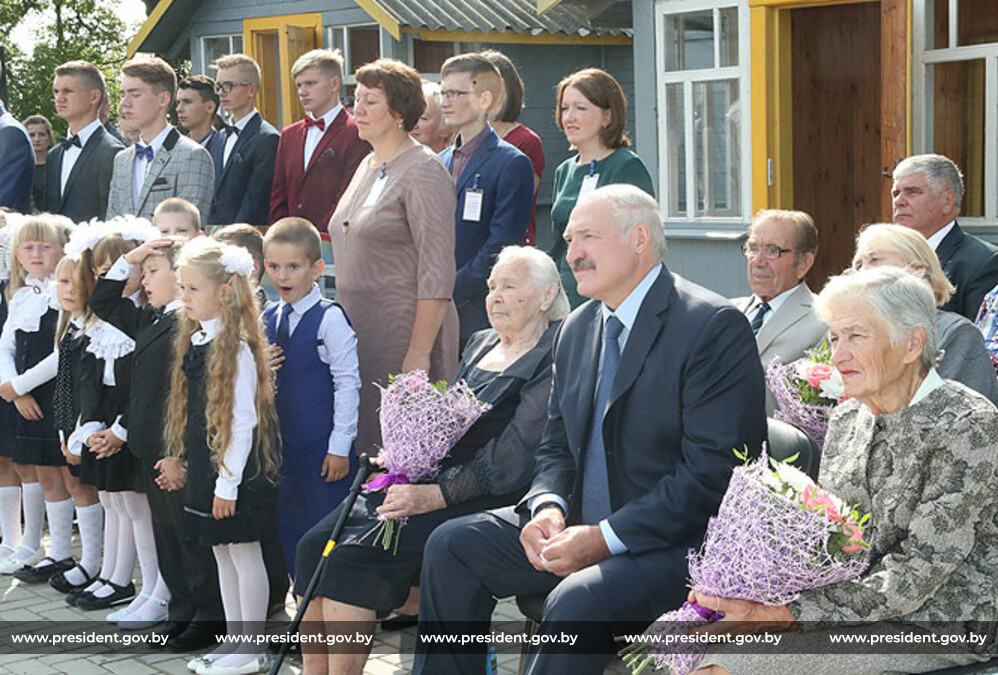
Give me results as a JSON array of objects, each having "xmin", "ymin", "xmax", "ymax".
[
  {"xmin": 133, "ymin": 124, "xmax": 173, "ymax": 211},
  {"xmin": 748, "ymin": 282, "xmax": 801, "ymax": 330},
  {"xmin": 0, "ymin": 275, "xmax": 59, "ymax": 395},
  {"xmin": 528, "ymin": 264, "xmax": 664, "ymax": 555},
  {"xmin": 271, "ymin": 285, "xmax": 360, "ymax": 456},
  {"xmin": 223, "ymin": 109, "xmax": 258, "ymax": 168},
  {"xmin": 60, "ymin": 118, "xmax": 102, "ymax": 196},
  {"xmin": 927, "ymin": 220, "xmax": 956, "ymax": 251},
  {"xmin": 191, "ymin": 317, "xmax": 259, "ymax": 500},
  {"xmin": 303, "ymin": 104, "xmax": 343, "ymax": 171}
]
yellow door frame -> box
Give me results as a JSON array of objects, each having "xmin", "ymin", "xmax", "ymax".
[
  {"xmin": 748, "ymin": 0, "xmax": 905, "ymax": 212},
  {"xmin": 243, "ymin": 13, "xmax": 323, "ymax": 128}
]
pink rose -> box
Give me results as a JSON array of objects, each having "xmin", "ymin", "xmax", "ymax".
[
  {"xmin": 841, "ymin": 520, "xmax": 868, "ymax": 554},
  {"xmin": 803, "ymin": 484, "xmax": 842, "ymax": 522},
  {"xmin": 806, "ymin": 363, "xmax": 835, "ymax": 388}
]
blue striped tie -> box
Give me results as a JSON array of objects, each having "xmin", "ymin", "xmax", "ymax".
[
  {"xmin": 581, "ymin": 315, "xmax": 623, "ymax": 524},
  {"xmin": 750, "ymin": 301, "xmax": 771, "ymax": 335}
]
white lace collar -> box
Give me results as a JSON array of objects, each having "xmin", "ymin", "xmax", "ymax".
[
  {"xmin": 8, "ymin": 276, "xmax": 59, "ymax": 333},
  {"xmin": 85, "ymin": 319, "xmax": 136, "ymax": 362},
  {"xmin": 191, "ymin": 317, "xmax": 221, "ymax": 346}
]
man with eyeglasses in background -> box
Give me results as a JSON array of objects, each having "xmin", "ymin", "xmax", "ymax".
[
  {"xmin": 206, "ymin": 54, "xmax": 279, "ymax": 226},
  {"xmin": 732, "ymin": 209, "xmax": 828, "ymax": 414}
]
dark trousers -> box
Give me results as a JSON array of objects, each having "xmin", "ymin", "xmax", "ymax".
[
  {"xmin": 412, "ymin": 507, "xmax": 689, "ymax": 675},
  {"xmin": 260, "ymin": 499, "xmax": 291, "ymax": 610},
  {"xmin": 141, "ymin": 458, "xmax": 223, "ymax": 623}
]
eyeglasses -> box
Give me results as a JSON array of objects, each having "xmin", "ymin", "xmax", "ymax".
[
  {"xmin": 742, "ymin": 242, "xmax": 794, "ymax": 260},
  {"xmin": 440, "ymin": 89, "xmax": 470, "ymax": 101},
  {"xmin": 214, "ymin": 81, "xmax": 251, "ymax": 94}
]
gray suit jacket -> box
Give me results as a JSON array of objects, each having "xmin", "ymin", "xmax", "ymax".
[
  {"xmin": 734, "ymin": 283, "xmax": 829, "ymax": 414},
  {"xmin": 105, "ymin": 127, "xmax": 213, "ymax": 226}
]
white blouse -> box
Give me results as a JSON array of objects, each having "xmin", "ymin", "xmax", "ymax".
[
  {"xmin": 192, "ymin": 317, "xmax": 259, "ymax": 501},
  {"xmin": 0, "ymin": 275, "xmax": 60, "ymax": 395}
]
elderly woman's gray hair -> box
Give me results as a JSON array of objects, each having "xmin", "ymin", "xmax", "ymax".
[
  {"xmin": 494, "ymin": 245, "xmax": 570, "ymax": 322},
  {"xmin": 815, "ymin": 266, "xmax": 940, "ymax": 372},
  {"xmin": 893, "ymin": 154, "xmax": 964, "ymax": 211},
  {"xmin": 584, "ymin": 184, "xmax": 667, "ymax": 263}
]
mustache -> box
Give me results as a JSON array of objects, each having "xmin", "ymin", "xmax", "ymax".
[{"xmin": 572, "ymin": 259, "xmax": 595, "ymax": 272}]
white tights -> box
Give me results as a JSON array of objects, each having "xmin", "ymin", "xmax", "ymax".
[{"xmin": 206, "ymin": 541, "xmax": 268, "ymax": 667}]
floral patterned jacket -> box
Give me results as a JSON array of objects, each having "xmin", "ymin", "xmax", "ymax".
[{"xmin": 789, "ymin": 380, "xmax": 998, "ymax": 650}]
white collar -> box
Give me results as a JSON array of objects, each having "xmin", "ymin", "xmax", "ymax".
[
  {"xmin": 68, "ymin": 118, "xmax": 102, "ymax": 145},
  {"xmin": 192, "ymin": 316, "xmax": 222, "ymax": 345},
  {"xmin": 230, "ymin": 109, "xmax": 258, "ymax": 131},
  {"xmin": 310, "ymin": 104, "xmax": 342, "ymax": 129},
  {"xmin": 280, "ymin": 285, "xmax": 321, "ymax": 317},
  {"xmin": 84, "ymin": 319, "xmax": 136, "ymax": 361},
  {"xmin": 753, "ymin": 282, "xmax": 802, "ymax": 315},
  {"xmin": 601, "ymin": 264, "xmax": 662, "ymax": 334},
  {"xmin": 926, "ymin": 220, "xmax": 956, "ymax": 251},
  {"xmin": 139, "ymin": 124, "xmax": 173, "ymax": 152},
  {"xmin": 910, "ymin": 368, "xmax": 944, "ymax": 406},
  {"xmin": 8, "ymin": 275, "xmax": 59, "ymax": 333},
  {"xmin": 70, "ymin": 313, "xmax": 86, "ymax": 329},
  {"xmin": 164, "ymin": 299, "xmax": 183, "ymax": 313}
]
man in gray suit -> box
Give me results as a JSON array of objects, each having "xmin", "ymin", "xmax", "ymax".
[
  {"xmin": 733, "ymin": 209, "xmax": 828, "ymax": 414},
  {"xmin": 45, "ymin": 61, "xmax": 124, "ymax": 222},
  {"xmin": 106, "ymin": 57, "xmax": 213, "ymax": 226}
]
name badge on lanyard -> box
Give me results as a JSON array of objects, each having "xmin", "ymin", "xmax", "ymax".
[
  {"xmin": 463, "ymin": 173, "xmax": 483, "ymax": 222},
  {"xmin": 362, "ymin": 163, "xmax": 388, "ymax": 208},
  {"xmin": 578, "ymin": 159, "xmax": 600, "ymax": 200}
]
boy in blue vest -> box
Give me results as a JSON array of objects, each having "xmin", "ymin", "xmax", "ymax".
[{"xmin": 263, "ymin": 217, "xmax": 360, "ymax": 575}]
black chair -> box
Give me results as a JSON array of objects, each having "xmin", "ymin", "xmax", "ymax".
[{"xmin": 766, "ymin": 417, "xmax": 820, "ymax": 480}]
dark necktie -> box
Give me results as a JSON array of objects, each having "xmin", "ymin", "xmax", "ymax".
[
  {"xmin": 224, "ymin": 125, "xmax": 239, "ymax": 138},
  {"xmin": 304, "ymin": 116, "xmax": 325, "ymax": 131},
  {"xmin": 61, "ymin": 135, "xmax": 81, "ymax": 150},
  {"xmin": 53, "ymin": 325, "xmax": 79, "ymax": 437},
  {"xmin": 276, "ymin": 303, "xmax": 294, "ymax": 348},
  {"xmin": 750, "ymin": 301, "xmax": 771, "ymax": 335},
  {"xmin": 135, "ymin": 143, "xmax": 154, "ymax": 162},
  {"xmin": 581, "ymin": 315, "xmax": 624, "ymax": 524}
]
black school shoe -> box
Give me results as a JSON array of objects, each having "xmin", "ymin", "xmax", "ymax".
[
  {"xmin": 167, "ymin": 621, "xmax": 225, "ymax": 652},
  {"xmin": 149, "ymin": 621, "xmax": 188, "ymax": 650},
  {"xmin": 75, "ymin": 580, "xmax": 136, "ymax": 610},
  {"xmin": 49, "ymin": 565, "xmax": 96, "ymax": 593},
  {"xmin": 66, "ymin": 577, "xmax": 108, "ymax": 606},
  {"xmin": 13, "ymin": 556, "xmax": 75, "ymax": 583}
]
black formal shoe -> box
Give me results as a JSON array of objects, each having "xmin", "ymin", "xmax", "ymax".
[
  {"xmin": 167, "ymin": 622, "xmax": 224, "ymax": 652},
  {"xmin": 13, "ymin": 556, "xmax": 76, "ymax": 583},
  {"xmin": 149, "ymin": 621, "xmax": 188, "ymax": 649},
  {"xmin": 380, "ymin": 613, "xmax": 418, "ymax": 631},
  {"xmin": 49, "ymin": 565, "xmax": 95, "ymax": 593},
  {"xmin": 75, "ymin": 581, "xmax": 135, "ymax": 610},
  {"xmin": 267, "ymin": 599, "xmax": 287, "ymax": 618},
  {"xmin": 65, "ymin": 577, "xmax": 108, "ymax": 606}
]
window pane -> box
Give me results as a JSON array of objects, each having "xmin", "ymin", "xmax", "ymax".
[
  {"xmin": 232, "ymin": 35, "xmax": 243, "ymax": 53},
  {"xmin": 663, "ymin": 11, "xmax": 714, "ymax": 71},
  {"xmin": 349, "ymin": 26, "xmax": 380, "ymax": 71},
  {"xmin": 958, "ymin": 0, "xmax": 998, "ymax": 46},
  {"xmin": 928, "ymin": 60, "xmax": 984, "ymax": 217},
  {"xmin": 925, "ymin": 0, "xmax": 949, "ymax": 50},
  {"xmin": 694, "ymin": 80, "xmax": 740, "ymax": 217},
  {"xmin": 665, "ymin": 83, "xmax": 686, "ymax": 216},
  {"xmin": 202, "ymin": 36, "xmax": 233, "ymax": 70},
  {"xmin": 413, "ymin": 40, "xmax": 458, "ymax": 74},
  {"xmin": 719, "ymin": 7, "xmax": 738, "ymax": 67}
]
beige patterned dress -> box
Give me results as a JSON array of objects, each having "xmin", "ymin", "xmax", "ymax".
[{"xmin": 328, "ymin": 143, "xmax": 459, "ymax": 455}]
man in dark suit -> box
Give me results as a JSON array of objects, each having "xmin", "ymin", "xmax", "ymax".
[
  {"xmin": 176, "ymin": 75, "xmax": 221, "ymax": 148},
  {"xmin": 413, "ymin": 185, "xmax": 767, "ymax": 675},
  {"xmin": 44, "ymin": 61, "xmax": 124, "ymax": 222},
  {"xmin": 893, "ymin": 154, "xmax": 998, "ymax": 320},
  {"xmin": 206, "ymin": 55, "xmax": 278, "ymax": 226},
  {"xmin": 270, "ymin": 48, "xmax": 369, "ymax": 229},
  {"xmin": 0, "ymin": 99, "xmax": 34, "ymax": 213},
  {"xmin": 106, "ymin": 57, "xmax": 214, "ymax": 225},
  {"xmin": 438, "ymin": 54, "xmax": 535, "ymax": 341}
]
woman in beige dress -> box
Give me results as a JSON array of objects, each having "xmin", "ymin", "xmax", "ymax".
[{"xmin": 327, "ymin": 58, "xmax": 459, "ymax": 456}]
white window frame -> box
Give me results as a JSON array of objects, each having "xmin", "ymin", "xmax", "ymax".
[
  {"xmin": 200, "ymin": 34, "xmax": 244, "ymax": 73},
  {"xmin": 913, "ymin": 1, "xmax": 998, "ymax": 223},
  {"xmin": 654, "ymin": 0, "xmax": 751, "ymax": 227},
  {"xmin": 324, "ymin": 22, "xmax": 381, "ymax": 85}
]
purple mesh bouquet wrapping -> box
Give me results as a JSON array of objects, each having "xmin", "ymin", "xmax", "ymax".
[
  {"xmin": 360, "ymin": 370, "xmax": 491, "ymax": 553},
  {"xmin": 620, "ymin": 450, "xmax": 870, "ymax": 675},
  {"xmin": 766, "ymin": 341, "xmax": 845, "ymax": 450}
]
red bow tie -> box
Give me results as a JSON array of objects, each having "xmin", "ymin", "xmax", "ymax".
[{"xmin": 304, "ymin": 117, "xmax": 325, "ymax": 131}]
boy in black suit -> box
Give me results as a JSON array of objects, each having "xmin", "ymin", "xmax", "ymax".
[{"xmin": 44, "ymin": 60, "xmax": 124, "ymax": 221}]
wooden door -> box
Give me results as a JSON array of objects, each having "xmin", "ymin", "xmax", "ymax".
[
  {"xmin": 243, "ymin": 13, "xmax": 322, "ymax": 129},
  {"xmin": 790, "ymin": 2, "xmax": 882, "ymax": 291},
  {"xmin": 278, "ymin": 24, "xmax": 317, "ymax": 126}
]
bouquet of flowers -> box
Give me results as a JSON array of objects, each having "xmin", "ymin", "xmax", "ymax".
[
  {"xmin": 767, "ymin": 341, "xmax": 845, "ymax": 449},
  {"xmin": 360, "ymin": 370, "xmax": 491, "ymax": 553},
  {"xmin": 619, "ymin": 448, "xmax": 870, "ymax": 675}
]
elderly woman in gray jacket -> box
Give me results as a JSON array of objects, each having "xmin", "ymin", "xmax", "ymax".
[{"xmin": 694, "ymin": 267, "xmax": 998, "ymax": 675}]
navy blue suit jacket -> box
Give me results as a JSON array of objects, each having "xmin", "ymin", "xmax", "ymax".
[
  {"xmin": 936, "ymin": 221, "xmax": 998, "ymax": 320},
  {"xmin": 0, "ymin": 106, "xmax": 34, "ymax": 213},
  {"xmin": 208, "ymin": 113, "xmax": 280, "ymax": 225},
  {"xmin": 441, "ymin": 128, "xmax": 534, "ymax": 338},
  {"xmin": 520, "ymin": 266, "xmax": 767, "ymax": 556}
]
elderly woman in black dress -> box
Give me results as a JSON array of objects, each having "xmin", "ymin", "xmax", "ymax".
[{"xmin": 295, "ymin": 246, "xmax": 569, "ymax": 674}]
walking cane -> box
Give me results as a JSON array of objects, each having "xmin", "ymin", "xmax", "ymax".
[{"xmin": 268, "ymin": 453, "xmax": 377, "ymax": 675}]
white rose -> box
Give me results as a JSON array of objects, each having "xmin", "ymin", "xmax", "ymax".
[
  {"xmin": 775, "ymin": 461, "xmax": 815, "ymax": 495},
  {"xmin": 818, "ymin": 369, "xmax": 845, "ymax": 401}
]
